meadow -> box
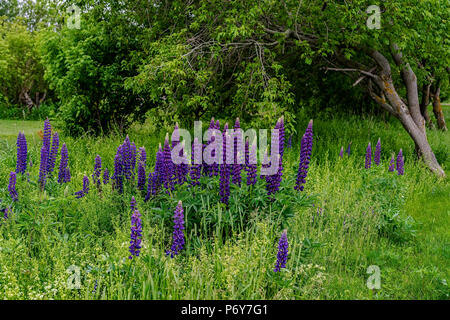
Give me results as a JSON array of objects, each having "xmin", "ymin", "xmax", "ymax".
[{"xmin": 0, "ymin": 109, "xmax": 449, "ymax": 300}]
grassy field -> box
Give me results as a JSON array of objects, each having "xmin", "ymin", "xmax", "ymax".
[{"xmin": 0, "ymin": 110, "xmax": 449, "ymax": 300}]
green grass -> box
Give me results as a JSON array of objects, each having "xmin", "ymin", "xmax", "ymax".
[{"xmin": 0, "ymin": 112, "xmax": 448, "ymax": 300}]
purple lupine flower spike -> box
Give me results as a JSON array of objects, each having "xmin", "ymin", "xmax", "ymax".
[
  {"xmin": 137, "ymin": 147, "xmax": 147, "ymax": 190},
  {"xmin": 144, "ymin": 171, "xmax": 154, "ymax": 202},
  {"xmin": 47, "ymin": 132, "xmax": 59, "ymax": 174},
  {"xmin": 58, "ymin": 143, "xmax": 69, "ymax": 184},
  {"xmin": 365, "ymin": 142, "xmax": 372, "ymax": 169},
  {"xmin": 231, "ymin": 118, "xmax": 242, "ymax": 185},
  {"xmin": 154, "ymin": 144, "xmax": 165, "ymax": 190},
  {"xmin": 8, "ymin": 172, "xmax": 18, "ymax": 201},
  {"xmin": 274, "ymin": 229, "xmax": 288, "ymax": 272},
  {"xmin": 75, "ymin": 175, "xmax": 89, "ymax": 198},
  {"xmin": 43, "ymin": 118, "xmax": 52, "ymax": 156},
  {"xmin": 388, "ymin": 154, "xmax": 395, "ymax": 172},
  {"xmin": 163, "ymin": 133, "xmax": 174, "ymax": 191},
  {"xmin": 130, "ymin": 196, "xmax": 136, "ymax": 213},
  {"xmin": 38, "ymin": 144, "xmax": 48, "ymax": 191},
  {"xmin": 287, "ymin": 134, "xmax": 292, "ymax": 149},
  {"xmin": 129, "ymin": 209, "xmax": 143, "ymax": 259},
  {"xmin": 346, "ymin": 142, "xmax": 352, "ymax": 156},
  {"xmin": 65, "ymin": 167, "xmax": 71, "ymax": 183},
  {"xmin": 374, "ymin": 138, "xmax": 381, "ymax": 166},
  {"xmin": 166, "ymin": 200, "xmax": 185, "ymax": 258},
  {"xmin": 112, "ymin": 145, "xmax": 124, "ymax": 193},
  {"xmin": 103, "ymin": 168, "xmax": 109, "ymax": 184},
  {"xmin": 219, "ymin": 133, "xmax": 231, "ymax": 205},
  {"xmin": 396, "ymin": 149, "xmax": 404, "ymax": 175},
  {"xmin": 339, "ymin": 146, "xmax": 344, "ymax": 158},
  {"xmin": 190, "ymin": 138, "xmax": 202, "ymax": 187},
  {"xmin": 131, "ymin": 142, "xmax": 137, "ymax": 173},
  {"xmin": 294, "ymin": 120, "xmax": 313, "ymax": 191},
  {"xmin": 16, "ymin": 132, "xmax": 28, "ymax": 174},
  {"xmin": 245, "ymin": 140, "xmax": 257, "ymax": 186}
]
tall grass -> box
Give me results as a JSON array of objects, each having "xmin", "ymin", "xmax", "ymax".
[{"xmin": 0, "ymin": 111, "xmax": 448, "ymax": 300}]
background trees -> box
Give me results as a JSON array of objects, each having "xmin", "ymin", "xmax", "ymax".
[{"xmin": 0, "ymin": 0, "xmax": 448, "ymax": 174}]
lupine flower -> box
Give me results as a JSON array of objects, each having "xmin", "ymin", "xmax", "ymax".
[
  {"xmin": 287, "ymin": 135, "xmax": 292, "ymax": 149},
  {"xmin": 144, "ymin": 171, "xmax": 155, "ymax": 202},
  {"xmin": 274, "ymin": 229, "xmax": 289, "ymax": 272},
  {"xmin": 92, "ymin": 155, "xmax": 102, "ymax": 190},
  {"xmin": 43, "ymin": 118, "xmax": 52, "ymax": 157},
  {"xmin": 129, "ymin": 209, "xmax": 143, "ymax": 259},
  {"xmin": 176, "ymin": 141, "xmax": 188, "ymax": 185},
  {"xmin": 374, "ymin": 138, "xmax": 381, "ymax": 166},
  {"xmin": 38, "ymin": 144, "xmax": 48, "ymax": 190},
  {"xmin": 58, "ymin": 143, "xmax": 69, "ymax": 184},
  {"xmin": 1, "ymin": 206, "xmax": 10, "ymax": 220},
  {"xmin": 166, "ymin": 200, "xmax": 185, "ymax": 258},
  {"xmin": 103, "ymin": 168, "xmax": 109, "ymax": 184},
  {"xmin": 396, "ymin": 149, "xmax": 404, "ymax": 175},
  {"xmin": 339, "ymin": 146, "xmax": 344, "ymax": 158},
  {"xmin": 131, "ymin": 142, "xmax": 137, "ymax": 173},
  {"xmin": 112, "ymin": 146, "xmax": 124, "ymax": 193},
  {"xmin": 232, "ymin": 118, "xmax": 242, "ymax": 185},
  {"xmin": 346, "ymin": 142, "xmax": 352, "ymax": 156},
  {"xmin": 294, "ymin": 120, "xmax": 313, "ymax": 191},
  {"xmin": 163, "ymin": 134, "xmax": 175, "ymax": 191},
  {"xmin": 388, "ymin": 154, "xmax": 395, "ymax": 172},
  {"xmin": 8, "ymin": 172, "xmax": 18, "ymax": 201},
  {"xmin": 219, "ymin": 133, "xmax": 231, "ymax": 205},
  {"xmin": 266, "ymin": 155, "xmax": 282, "ymax": 197},
  {"xmin": 121, "ymin": 136, "xmax": 133, "ymax": 180},
  {"xmin": 47, "ymin": 132, "xmax": 59, "ymax": 174},
  {"xmin": 75, "ymin": 175, "xmax": 89, "ymax": 198},
  {"xmin": 130, "ymin": 196, "xmax": 136, "ymax": 212},
  {"xmin": 245, "ymin": 140, "xmax": 257, "ymax": 186},
  {"xmin": 15, "ymin": 132, "xmax": 28, "ymax": 174},
  {"xmin": 365, "ymin": 142, "xmax": 372, "ymax": 169},
  {"xmin": 190, "ymin": 138, "xmax": 202, "ymax": 187},
  {"xmin": 65, "ymin": 167, "xmax": 71, "ymax": 183},
  {"xmin": 137, "ymin": 147, "xmax": 147, "ymax": 190}
]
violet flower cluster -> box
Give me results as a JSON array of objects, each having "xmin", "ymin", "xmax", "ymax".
[
  {"xmin": 166, "ymin": 200, "xmax": 185, "ymax": 258},
  {"xmin": 274, "ymin": 230, "xmax": 288, "ymax": 272},
  {"xmin": 75, "ymin": 175, "xmax": 90, "ymax": 198},
  {"xmin": 129, "ymin": 209, "xmax": 143, "ymax": 259},
  {"xmin": 47, "ymin": 132, "xmax": 59, "ymax": 174},
  {"xmin": 365, "ymin": 142, "xmax": 372, "ymax": 169},
  {"xmin": 15, "ymin": 132, "xmax": 28, "ymax": 174},
  {"xmin": 294, "ymin": 120, "xmax": 313, "ymax": 191},
  {"xmin": 396, "ymin": 149, "xmax": 404, "ymax": 175},
  {"xmin": 58, "ymin": 143, "xmax": 70, "ymax": 184},
  {"xmin": 8, "ymin": 172, "xmax": 18, "ymax": 201},
  {"xmin": 374, "ymin": 138, "xmax": 381, "ymax": 166}
]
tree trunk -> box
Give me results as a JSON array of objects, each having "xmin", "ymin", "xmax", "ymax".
[
  {"xmin": 431, "ymin": 84, "xmax": 447, "ymax": 131},
  {"xmin": 420, "ymin": 83, "xmax": 433, "ymax": 128},
  {"xmin": 366, "ymin": 48, "xmax": 445, "ymax": 177}
]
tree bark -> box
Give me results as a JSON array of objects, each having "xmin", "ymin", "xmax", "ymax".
[
  {"xmin": 431, "ymin": 83, "xmax": 447, "ymax": 131},
  {"xmin": 365, "ymin": 48, "xmax": 445, "ymax": 177},
  {"xmin": 420, "ymin": 83, "xmax": 433, "ymax": 127}
]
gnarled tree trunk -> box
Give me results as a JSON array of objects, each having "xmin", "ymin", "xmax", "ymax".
[
  {"xmin": 365, "ymin": 47, "xmax": 445, "ymax": 177},
  {"xmin": 431, "ymin": 81, "xmax": 447, "ymax": 131}
]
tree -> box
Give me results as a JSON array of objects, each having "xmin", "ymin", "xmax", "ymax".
[{"xmin": 128, "ymin": 0, "xmax": 448, "ymax": 176}]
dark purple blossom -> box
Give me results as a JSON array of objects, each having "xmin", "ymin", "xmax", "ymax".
[
  {"xmin": 75, "ymin": 175, "xmax": 89, "ymax": 198},
  {"xmin": 346, "ymin": 142, "xmax": 352, "ymax": 156},
  {"xmin": 130, "ymin": 196, "xmax": 136, "ymax": 212},
  {"xmin": 8, "ymin": 172, "xmax": 18, "ymax": 201},
  {"xmin": 154, "ymin": 144, "xmax": 165, "ymax": 190},
  {"xmin": 15, "ymin": 132, "xmax": 28, "ymax": 174},
  {"xmin": 112, "ymin": 146, "xmax": 124, "ymax": 193},
  {"xmin": 166, "ymin": 200, "xmax": 185, "ymax": 258},
  {"xmin": 129, "ymin": 209, "xmax": 143, "ymax": 259},
  {"xmin": 374, "ymin": 138, "xmax": 381, "ymax": 166},
  {"xmin": 47, "ymin": 132, "xmax": 59, "ymax": 174},
  {"xmin": 274, "ymin": 229, "xmax": 288, "ymax": 272},
  {"xmin": 245, "ymin": 139, "xmax": 257, "ymax": 186},
  {"xmin": 388, "ymin": 154, "xmax": 395, "ymax": 172},
  {"xmin": 163, "ymin": 134, "xmax": 175, "ymax": 191},
  {"xmin": 190, "ymin": 138, "xmax": 202, "ymax": 187},
  {"xmin": 339, "ymin": 146, "xmax": 344, "ymax": 158},
  {"xmin": 65, "ymin": 167, "xmax": 71, "ymax": 183},
  {"xmin": 58, "ymin": 143, "xmax": 70, "ymax": 184},
  {"xmin": 103, "ymin": 168, "xmax": 109, "ymax": 184},
  {"xmin": 294, "ymin": 120, "xmax": 313, "ymax": 191}
]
